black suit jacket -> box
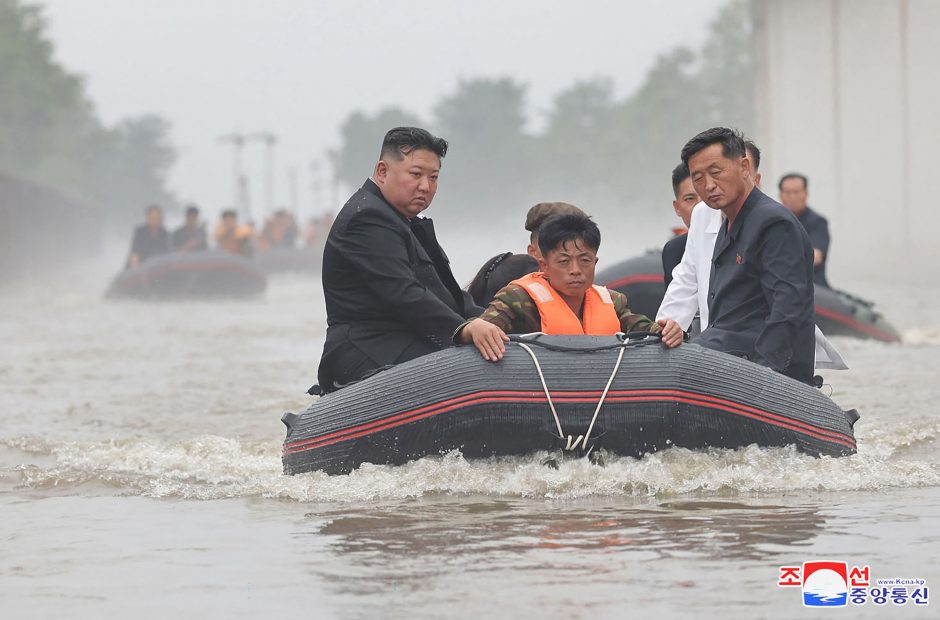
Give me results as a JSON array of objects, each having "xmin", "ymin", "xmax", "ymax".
[
  {"xmin": 318, "ymin": 179, "xmax": 482, "ymax": 387},
  {"xmin": 695, "ymin": 187, "xmax": 815, "ymax": 384},
  {"xmin": 797, "ymin": 206, "xmax": 831, "ymax": 288},
  {"xmin": 661, "ymin": 233, "xmax": 688, "ymax": 287}
]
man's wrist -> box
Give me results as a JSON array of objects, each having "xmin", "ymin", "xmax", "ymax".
[{"xmin": 453, "ymin": 319, "xmax": 473, "ymax": 344}]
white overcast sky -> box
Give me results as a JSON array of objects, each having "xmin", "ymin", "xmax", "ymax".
[{"xmin": 38, "ymin": 0, "xmax": 724, "ymax": 219}]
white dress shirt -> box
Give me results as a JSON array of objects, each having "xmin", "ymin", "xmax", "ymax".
[
  {"xmin": 656, "ymin": 201, "xmax": 722, "ymax": 330},
  {"xmin": 655, "ymin": 201, "xmax": 847, "ymax": 370}
]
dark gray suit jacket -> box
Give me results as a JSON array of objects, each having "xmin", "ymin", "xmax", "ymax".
[{"xmin": 695, "ymin": 187, "xmax": 816, "ymax": 383}]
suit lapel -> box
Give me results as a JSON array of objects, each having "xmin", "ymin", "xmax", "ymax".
[{"xmin": 711, "ymin": 218, "xmax": 732, "ymax": 262}]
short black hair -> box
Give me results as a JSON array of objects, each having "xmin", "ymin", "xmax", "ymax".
[
  {"xmin": 537, "ymin": 213, "xmax": 601, "ymax": 258},
  {"xmin": 221, "ymin": 209, "xmax": 237, "ymax": 219},
  {"xmin": 680, "ymin": 127, "xmax": 746, "ymax": 166},
  {"xmin": 778, "ymin": 173, "xmax": 808, "ymax": 191},
  {"xmin": 185, "ymin": 204, "xmax": 199, "ymax": 216},
  {"xmin": 744, "ymin": 140, "xmax": 761, "ymax": 172},
  {"xmin": 380, "ymin": 127, "xmax": 448, "ymax": 161},
  {"xmin": 671, "ymin": 162, "xmax": 691, "ymax": 197}
]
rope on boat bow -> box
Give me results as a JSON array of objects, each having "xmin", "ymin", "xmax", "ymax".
[
  {"xmin": 515, "ymin": 337, "xmax": 629, "ymax": 453},
  {"xmin": 509, "ymin": 331, "xmax": 661, "ymax": 353}
]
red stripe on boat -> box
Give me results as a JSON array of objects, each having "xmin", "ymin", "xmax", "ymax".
[
  {"xmin": 285, "ymin": 388, "xmax": 856, "ymax": 454},
  {"xmin": 602, "ymin": 274, "xmax": 664, "ymax": 289},
  {"xmin": 814, "ymin": 305, "xmax": 899, "ymax": 342}
]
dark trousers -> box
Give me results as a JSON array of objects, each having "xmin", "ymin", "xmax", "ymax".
[{"xmin": 321, "ymin": 337, "xmax": 439, "ymax": 392}]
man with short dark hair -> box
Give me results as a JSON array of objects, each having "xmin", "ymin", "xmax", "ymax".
[
  {"xmin": 681, "ymin": 127, "xmax": 815, "ymax": 383},
  {"xmin": 317, "ymin": 127, "xmax": 482, "ymax": 392},
  {"xmin": 779, "ymin": 173, "xmax": 831, "ymax": 287},
  {"xmin": 661, "ymin": 162, "xmax": 701, "ymax": 286},
  {"xmin": 457, "ymin": 213, "xmax": 683, "ymax": 361},
  {"xmin": 126, "ymin": 204, "xmax": 169, "ymax": 269},
  {"xmin": 657, "ymin": 141, "xmax": 762, "ymax": 328},
  {"xmin": 172, "ymin": 204, "xmax": 208, "ymax": 252},
  {"xmin": 524, "ymin": 202, "xmax": 586, "ymax": 260}
]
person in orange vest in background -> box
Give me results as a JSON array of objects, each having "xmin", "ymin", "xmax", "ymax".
[
  {"xmin": 456, "ymin": 212, "xmax": 684, "ymax": 361},
  {"xmin": 304, "ymin": 212, "xmax": 334, "ymax": 248},
  {"xmin": 256, "ymin": 209, "xmax": 299, "ymax": 252},
  {"xmin": 214, "ymin": 209, "xmax": 254, "ymax": 256}
]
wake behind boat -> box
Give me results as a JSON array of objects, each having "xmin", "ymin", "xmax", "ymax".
[{"xmin": 282, "ymin": 335, "xmax": 859, "ymax": 476}]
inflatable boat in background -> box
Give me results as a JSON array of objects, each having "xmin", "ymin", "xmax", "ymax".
[
  {"xmin": 282, "ymin": 335, "xmax": 859, "ymax": 476},
  {"xmin": 812, "ymin": 287, "xmax": 901, "ymax": 342},
  {"xmin": 595, "ymin": 251, "xmax": 666, "ymax": 320},
  {"xmin": 106, "ymin": 250, "xmax": 267, "ymax": 300},
  {"xmin": 598, "ymin": 250, "xmax": 902, "ymax": 343},
  {"xmin": 253, "ymin": 246, "xmax": 322, "ymax": 275}
]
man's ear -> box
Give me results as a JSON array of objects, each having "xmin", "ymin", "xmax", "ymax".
[
  {"xmin": 527, "ymin": 243, "xmax": 538, "ymax": 260},
  {"xmin": 740, "ymin": 156, "xmax": 752, "ymax": 180},
  {"xmin": 754, "ymin": 172, "xmax": 762, "ymax": 188},
  {"xmin": 537, "ymin": 256, "xmax": 548, "ymax": 272},
  {"xmin": 374, "ymin": 160, "xmax": 388, "ymax": 183},
  {"xmin": 672, "ymin": 199, "xmax": 682, "ymax": 218}
]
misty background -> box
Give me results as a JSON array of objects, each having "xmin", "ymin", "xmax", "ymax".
[{"xmin": 1, "ymin": 0, "xmax": 937, "ymax": 283}]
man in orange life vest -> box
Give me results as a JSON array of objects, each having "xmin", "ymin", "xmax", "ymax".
[{"xmin": 456, "ymin": 212, "xmax": 684, "ymax": 360}]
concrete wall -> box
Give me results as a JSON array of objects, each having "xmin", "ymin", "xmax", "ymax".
[{"xmin": 753, "ymin": 0, "xmax": 940, "ymax": 284}]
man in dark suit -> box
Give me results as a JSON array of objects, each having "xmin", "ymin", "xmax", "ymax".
[
  {"xmin": 126, "ymin": 204, "xmax": 169, "ymax": 269},
  {"xmin": 681, "ymin": 127, "xmax": 815, "ymax": 384},
  {"xmin": 316, "ymin": 127, "xmax": 482, "ymax": 392},
  {"xmin": 779, "ymin": 173, "xmax": 831, "ymax": 288},
  {"xmin": 661, "ymin": 162, "xmax": 699, "ymax": 286}
]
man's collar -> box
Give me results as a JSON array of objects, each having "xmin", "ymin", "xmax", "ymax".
[
  {"xmin": 363, "ymin": 177, "xmax": 384, "ymax": 201},
  {"xmin": 727, "ymin": 186, "xmax": 762, "ymax": 239},
  {"xmin": 363, "ymin": 178, "xmax": 409, "ymax": 222}
]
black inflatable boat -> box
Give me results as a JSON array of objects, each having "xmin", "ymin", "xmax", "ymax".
[
  {"xmin": 282, "ymin": 335, "xmax": 859, "ymax": 476},
  {"xmin": 107, "ymin": 250, "xmax": 267, "ymax": 300},
  {"xmin": 595, "ymin": 252, "xmax": 666, "ymax": 320},
  {"xmin": 597, "ymin": 251, "xmax": 901, "ymax": 343}
]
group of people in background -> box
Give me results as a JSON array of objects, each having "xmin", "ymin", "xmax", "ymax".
[{"xmin": 125, "ymin": 205, "xmax": 333, "ymax": 269}]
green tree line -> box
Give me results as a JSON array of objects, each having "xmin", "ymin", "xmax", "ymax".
[
  {"xmin": 333, "ymin": 0, "xmax": 755, "ymax": 228},
  {"xmin": 0, "ymin": 0, "xmax": 176, "ymax": 224}
]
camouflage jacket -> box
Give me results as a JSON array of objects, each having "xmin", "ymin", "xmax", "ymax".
[{"xmin": 454, "ymin": 283, "xmax": 660, "ymax": 339}]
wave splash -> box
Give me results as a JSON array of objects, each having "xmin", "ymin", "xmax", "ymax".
[{"xmin": 4, "ymin": 422, "xmax": 939, "ymax": 502}]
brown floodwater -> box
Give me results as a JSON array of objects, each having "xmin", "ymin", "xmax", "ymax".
[{"xmin": 1, "ymin": 251, "xmax": 938, "ymax": 619}]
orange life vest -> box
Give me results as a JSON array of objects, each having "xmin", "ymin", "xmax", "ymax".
[{"xmin": 511, "ymin": 272, "xmax": 621, "ymax": 335}]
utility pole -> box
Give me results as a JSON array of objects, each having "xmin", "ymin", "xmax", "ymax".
[
  {"xmin": 325, "ymin": 149, "xmax": 340, "ymax": 213},
  {"xmin": 310, "ymin": 159, "xmax": 323, "ymax": 215},
  {"xmin": 217, "ymin": 132, "xmax": 250, "ymax": 220},
  {"xmin": 288, "ymin": 166, "xmax": 300, "ymax": 219},
  {"xmin": 247, "ymin": 131, "xmax": 277, "ymax": 217}
]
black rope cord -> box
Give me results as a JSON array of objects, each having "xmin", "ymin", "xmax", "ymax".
[{"xmin": 508, "ymin": 332, "xmax": 662, "ymax": 353}]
